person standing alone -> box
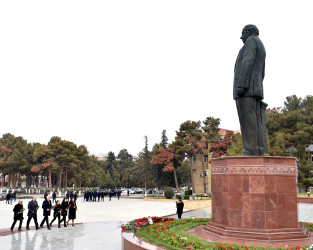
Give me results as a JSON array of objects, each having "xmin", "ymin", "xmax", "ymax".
[{"xmin": 176, "ymin": 199, "xmax": 184, "ymax": 219}]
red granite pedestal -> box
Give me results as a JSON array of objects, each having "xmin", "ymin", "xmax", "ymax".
[{"xmin": 204, "ymin": 156, "xmax": 310, "ymax": 243}]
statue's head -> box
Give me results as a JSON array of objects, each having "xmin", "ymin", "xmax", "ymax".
[{"xmin": 240, "ymin": 24, "xmax": 259, "ymax": 43}]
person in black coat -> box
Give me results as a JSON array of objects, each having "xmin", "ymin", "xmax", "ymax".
[
  {"xmin": 109, "ymin": 190, "xmax": 113, "ymax": 201},
  {"xmin": 11, "ymin": 200, "xmax": 24, "ymax": 231},
  {"xmin": 117, "ymin": 189, "xmax": 121, "ymax": 200},
  {"xmin": 52, "ymin": 192, "xmax": 56, "ymax": 203},
  {"xmin": 66, "ymin": 192, "xmax": 69, "ymax": 201},
  {"xmin": 13, "ymin": 191, "xmax": 17, "ymax": 202},
  {"xmin": 40, "ymin": 196, "xmax": 52, "ymax": 230},
  {"xmin": 74, "ymin": 192, "xmax": 77, "ymax": 201},
  {"xmin": 50, "ymin": 200, "xmax": 62, "ymax": 228},
  {"xmin": 70, "ymin": 192, "xmax": 74, "ymax": 201},
  {"xmin": 176, "ymin": 199, "xmax": 184, "ymax": 219},
  {"xmin": 67, "ymin": 198, "xmax": 77, "ymax": 226},
  {"xmin": 59, "ymin": 198, "xmax": 69, "ymax": 227},
  {"xmin": 26, "ymin": 196, "xmax": 40, "ymax": 230},
  {"xmin": 97, "ymin": 192, "xmax": 101, "ymax": 202},
  {"xmin": 93, "ymin": 191, "xmax": 97, "ymax": 202},
  {"xmin": 101, "ymin": 191, "xmax": 104, "ymax": 201},
  {"xmin": 6, "ymin": 193, "xmax": 10, "ymax": 204}
]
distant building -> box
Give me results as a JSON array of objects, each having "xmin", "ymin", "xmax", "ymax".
[{"xmin": 192, "ymin": 129, "xmax": 238, "ymax": 194}]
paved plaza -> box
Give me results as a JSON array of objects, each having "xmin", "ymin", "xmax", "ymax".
[
  {"xmin": 0, "ymin": 195, "xmax": 182, "ymax": 230},
  {"xmin": 1, "ymin": 195, "xmax": 313, "ymax": 249},
  {"xmin": 0, "ymin": 195, "xmax": 211, "ymax": 249}
]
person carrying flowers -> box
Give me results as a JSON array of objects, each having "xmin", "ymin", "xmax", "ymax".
[
  {"xmin": 60, "ymin": 198, "xmax": 69, "ymax": 227},
  {"xmin": 67, "ymin": 197, "xmax": 77, "ymax": 226},
  {"xmin": 26, "ymin": 196, "xmax": 40, "ymax": 230},
  {"xmin": 11, "ymin": 200, "xmax": 24, "ymax": 231},
  {"xmin": 50, "ymin": 200, "xmax": 62, "ymax": 228},
  {"xmin": 39, "ymin": 196, "xmax": 52, "ymax": 230}
]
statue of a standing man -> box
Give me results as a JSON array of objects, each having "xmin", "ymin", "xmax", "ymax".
[{"xmin": 233, "ymin": 24, "xmax": 266, "ymax": 156}]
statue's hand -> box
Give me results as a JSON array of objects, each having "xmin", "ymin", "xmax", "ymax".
[{"xmin": 237, "ymin": 87, "xmax": 245, "ymax": 96}]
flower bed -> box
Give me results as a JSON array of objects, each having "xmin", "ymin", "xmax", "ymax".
[
  {"xmin": 301, "ymin": 222, "xmax": 313, "ymax": 232},
  {"xmin": 121, "ymin": 216, "xmax": 174, "ymax": 232},
  {"xmin": 122, "ymin": 217, "xmax": 313, "ymax": 250}
]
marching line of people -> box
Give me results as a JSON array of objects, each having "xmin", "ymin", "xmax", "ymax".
[
  {"xmin": 10, "ymin": 195, "xmax": 78, "ymax": 232},
  {"xmin": 83, "ymin": 189, "xmax": 121, "ymax": 202}
]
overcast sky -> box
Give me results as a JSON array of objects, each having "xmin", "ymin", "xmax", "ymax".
[{"xmin": 0, "ymin": 1, "xmax": 312, "ymax": 156}]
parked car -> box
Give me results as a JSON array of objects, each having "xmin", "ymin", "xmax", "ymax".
[
  {"xmin": 131, "ymin": 187, "xmax": 144, "ymax": 194},
  {"xmin": 121, "ymin": 189, "xmax": 136, "ymax": 195},
  {"xmin": 147, "ymin": 188, "xmax": 159, "ymax": 194}
]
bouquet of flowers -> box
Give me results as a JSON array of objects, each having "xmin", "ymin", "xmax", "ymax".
[
  {"xmin": 15, "ymin": 208, "xmax": 25, "ymax": 217},
  {"xmin": 36, "ymin": 206, "xmax": 40, "ymax": 211}
]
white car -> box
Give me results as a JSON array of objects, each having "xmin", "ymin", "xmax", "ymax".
[{"xmin": 121, "ymin": 189, "xmax": 136, "ymax": 195}]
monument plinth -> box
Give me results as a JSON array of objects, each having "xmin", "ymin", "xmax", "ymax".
[{"xmin": 204, "ymin": 156, "xmax": 310, "ymax": 241}]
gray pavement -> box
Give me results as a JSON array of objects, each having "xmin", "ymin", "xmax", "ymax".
[
  {"xmin": 2, "ymin": 222, "xmax": 122, "ymax": 250},
  {"xmin": 1, "ymin": 209, "xmax": 212, "ymax": 250},
  {"xmin": 298, "ymin": 203, "xmax": 313, "ymax": 223},
  {"xmin": 167, "ymin": 207, "xmax": 211, "ymax": 219}
]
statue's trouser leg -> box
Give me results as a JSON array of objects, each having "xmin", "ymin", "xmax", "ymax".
[{"xmin": 236, "ymin": 97, "xmax": 263, "ymax": 155}]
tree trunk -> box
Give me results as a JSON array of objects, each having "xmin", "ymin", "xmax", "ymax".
[
  {"xmin": 65, "ymin": 167, "xmax": 68, "ymax": 191},
  {"xmin": 1, "ymin": 173, "xmax": 4, "ymax": 188},
  {"xmin": 189, "ymin": 156, "xmax": 195, "ymax": 193},
  {"xmin": 201, "ymin": 151, "xmax": 206, "ymax": 193},
  {"xmin": 58, "ymin": 170, "xmax": 62, "ymax": 190},
  {"xmin": 7, "ymin": 174, "xmax": 10, "ymax": 188},
  {"xmin": 62, "ymin": 173, "xmax": 65, "ymax": 190},
  {"xmin": 12, "ymin": 174, "xmax": 16, "ymax": 188},
  {"xmin": 48, "ymin": 166, "xmax": 52, "ymax": 192},
  {"xmin": 18, "ymin": 173, "xmax": 21, "ymax": 188},
  {"xmin": 173, "ymin": 167, "xmax": 179, "ymax": 192}
]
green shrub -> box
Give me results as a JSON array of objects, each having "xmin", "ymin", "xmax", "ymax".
[
  {"xmin": 176, "ymin": 194, "xmax": 182, "ymax": 199},
  {"xmin": 164, "ymin": 187, "xmax": 174, "ymax": 199},
  {"xmin": 184, "ymin": 189, "xmax": 192, "ymax": 196},
  {"xmin": 184, "ymin": 195, "xmax": 190, "ymax": 200}
]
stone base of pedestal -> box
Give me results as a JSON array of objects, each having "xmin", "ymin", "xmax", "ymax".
[
  {"xmin": 188, "ymin": 225, "xmax": 313, "ymax": 248},
  {"xmin": 207, "ymin": 156, "xmax": 307, "ymax": 243},
  {"xmin": 204, "ymin": 221, "xmax": 310, "ymax": 241}
]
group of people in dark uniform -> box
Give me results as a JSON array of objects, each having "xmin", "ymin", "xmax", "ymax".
[
  {"xmin": 83, "ymin": 189, "xmax": 121, "ymax": 202},
  {"xmin": 10, "ymin": 195, "xmax": 78, "ymax": 232},
  {"xmin": 65, "ymin": 192, "xmax": 78, "ymax": 203}
]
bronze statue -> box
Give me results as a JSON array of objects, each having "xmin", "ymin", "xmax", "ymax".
[{"xmin": 233, "ymin": 24, "xmax": 268, "ymax": 156}]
